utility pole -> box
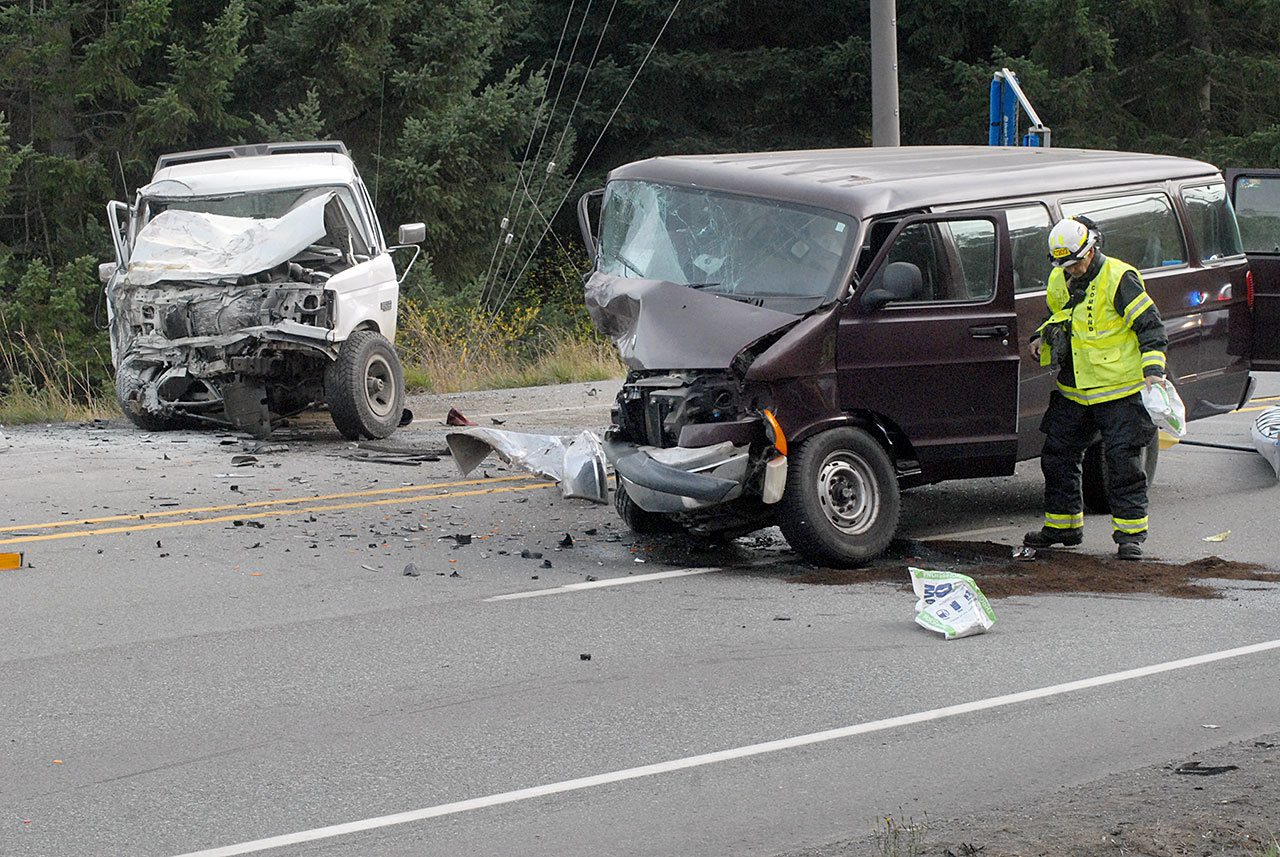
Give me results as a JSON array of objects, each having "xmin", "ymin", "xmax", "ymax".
[{"xmin": 870, "ymin": 0, "xmax": 900, "ymax": 147}]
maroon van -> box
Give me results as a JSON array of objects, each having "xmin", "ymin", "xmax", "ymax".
[{"xmin": 576, "ymin": 146, "xmax": 1279, "ymax": 566}]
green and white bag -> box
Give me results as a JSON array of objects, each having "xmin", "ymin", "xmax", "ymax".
[{"xmin": 909, "ymin": 568, "xmax": 996, "ymax": 640}]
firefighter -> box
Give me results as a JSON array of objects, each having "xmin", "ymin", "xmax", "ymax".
[{"xmin": 1025, "ymin": 216, "xmax": 1168, "ymax": 560}]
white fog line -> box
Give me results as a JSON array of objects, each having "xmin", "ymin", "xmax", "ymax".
[
  {"xmin": 170, "ymin": 637, "xmax": 1280, "ymax": 857},
  {"xmin": 485, "ymin": 567, "xmax": 721, "ymax": 601}
]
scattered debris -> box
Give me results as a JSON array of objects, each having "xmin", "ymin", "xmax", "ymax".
[
  {"xmin": 559, "ymin": 533, "xmax": 575, "ymax": 548},
  {"xmin": 491, "ymin": 417, "xmax": 505, "ymax": 425},
  {"xmin": 403, "ymin": 563, "xmax": 419, "ymax": 577},
  {"xmin": 1, "ymin": 552, "xmax": 25, "ymax": 571},
  {"xmin": 440, "ymin": 534, "xmax": 472, "ymax": 546},
  {"xmin": 1202, "ymin": 724, "xmax": 1221, "ymax": 729},
  {"xmin": 541, "ymin": 559, "xmax": 553, "ymax": 569},
  {"xmin": 585, "ymin": 575, "xmax": 597, "ymax": 582},
  {"xmin": 448, "ymin": 570, "xmax": 461, "ymax": 578},
  {"xmin": 231, "ymin": 454, "xmax": 258, "ymax": 466},
  {"xmin": 445, "ymin": 407, "xmax": 477, "ymax": 427},
  {"xmin": 241, "ymin": 441, "xmax": 290, "ymax": 454},
  {"xmin": 520, "ymin": 549, "xmax": 543, "ymax": 559},
  {"xmin": 773, "ymin": 616, "xmax": 792, "ymax": 621},
  {"xmin": 446, "ymin": 428, "xmax": 608, "ymax": 503},
  {"xmin": 1175, "ymin": 761, "xmax": 1239, "ymax": 776},
  {"xmin": 579, "ymin": 653, "xmax": 592, "ymax": 661},
  {"xmin": 361, "ymin": 564, "xmax": 377, "ymax": 571},
  {"xmin": 1203, "ymin": 530, "xmax": 1232, "ymax": 542}
]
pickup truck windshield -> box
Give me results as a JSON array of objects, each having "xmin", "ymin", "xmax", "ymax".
[{"xmin": 598, "ymin": 180, "xmax": 853, "ymax": 306}]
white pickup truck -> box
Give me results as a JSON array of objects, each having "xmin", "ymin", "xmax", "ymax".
[{"xmin": 102, "ymin": 141, "xmax": 423, "ymax": 439}]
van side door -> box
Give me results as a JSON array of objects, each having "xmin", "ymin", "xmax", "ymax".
[
  {"xmin": 838, "ymin": 211, "xmax": 1019, "ymax": 480},
  {"xmin": 1225, "ymin": 169, "xmax": 1280, "ymax": 371}
]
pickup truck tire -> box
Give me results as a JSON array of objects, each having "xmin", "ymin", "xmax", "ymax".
[
  {"xmin": 777, "ymin": 426, "xmax": 900, "ymax": 567},
  {"xmin": 1082, "ymin": 435, "xmax": 1159, "ymax": 515},
  {"xmin": 326, "ymin": 330, "xmax": 405, "ymax": 440},
  {"xmin": 116, "ymin": 365, "xmax": 188, "ymax": 432},
  {"xmin": 614, "ymin": 482, "xmax": 683, "ymax": 534}
]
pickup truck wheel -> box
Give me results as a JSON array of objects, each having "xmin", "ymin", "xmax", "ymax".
[
  {"xmin": 116, "ymin": 366, "xmax": 188, "ymax": 432},
  {"xmin": 615, "ymin": 482, "xmax": 683, "ymax": 534},
  {"xmin": 326, "ymin": 330, "xmax": 405, "ymax": 440},
  {"xmin": 776, "ymin": 427, "xmax": 900, "ymax": 567},
  {"xmin": 1082, "ymin": 436, "xmax": 1159, "ymax": 515}
]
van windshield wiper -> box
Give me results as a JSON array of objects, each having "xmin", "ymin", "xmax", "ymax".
[{"xmin": 683, "ymin": 281, "xmax": 721, "ymax": 290}]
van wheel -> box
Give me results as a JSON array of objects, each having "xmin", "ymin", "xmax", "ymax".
[
  {"xmin": 326, "ymin": 330, "xmax": 405, "ymax": 440},
  {"xmin": 776, "ymin": 427, "xmax": 900, "ymax": 567},
  {"xmin": 615, "ymin": 482, "xmax": 683, "ymax": 534},
  {"xmin": 1082, "ymin": 436, "xmax": 1159, "ymax": 515}
]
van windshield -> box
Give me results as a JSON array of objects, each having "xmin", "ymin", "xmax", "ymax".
[{"xmin": 597, "ymin": 180, "xmax": 853, "ymax": 307}]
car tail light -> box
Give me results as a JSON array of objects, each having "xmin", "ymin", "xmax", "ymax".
[{"xmin": 1247, "ymin": 270, "xmax": 1256, "ymax": 309}]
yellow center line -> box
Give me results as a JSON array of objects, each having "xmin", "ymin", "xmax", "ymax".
[
  {"xmin": 0, "ymin": 482, "xmax": 556, "ymax": 547},
  {"xmin": 0, "ymin": 474, "xmax": 536, "ymax": 533},
  {"xmin": 1238, "ymin": 403, "xmax": 1280, "ymax": 414}
]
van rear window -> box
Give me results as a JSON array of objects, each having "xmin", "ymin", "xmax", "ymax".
[
  {"xmin": 1180, "ymin": 184, "xmax": 1244, "ymax": 262},
  {"xmin": 1061, "ymin": 192, "xmax": 1186, "ymax": 271}
]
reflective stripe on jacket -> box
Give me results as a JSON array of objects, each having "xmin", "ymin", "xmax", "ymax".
[{"xmin": 1037, "ymin": 257, "xmax": 1156, "ymax": 406}]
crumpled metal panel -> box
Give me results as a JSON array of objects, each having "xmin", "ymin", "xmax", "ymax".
[
  {"xmin": 124, "ymin": 192, "xmax": 332, "ymax": 286},
  {"xmin": 446, "ymin": 428, "xmax": 608, "ymax": 503},
  {"xmin": 583, "ymin": 272, "xmax": 799, "ymax": 370}
]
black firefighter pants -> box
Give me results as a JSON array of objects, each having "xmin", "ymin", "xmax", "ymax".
[{"xmin": 1039, "ymin": 391, "xmax": 1156, "ymax": 544}]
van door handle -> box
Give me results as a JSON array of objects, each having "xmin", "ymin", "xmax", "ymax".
[{"xmin": 969, "ymin": 324, "xmax": 1009, "ymax": 338}]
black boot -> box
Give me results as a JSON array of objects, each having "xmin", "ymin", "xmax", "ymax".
[
  {"xmin": 1117, "ymin": 542, "xmax": 1143, "ymax": 561},
  {"xmin": 1023, "ymin": 527, "xmax": 1083, "ymax": 548}
]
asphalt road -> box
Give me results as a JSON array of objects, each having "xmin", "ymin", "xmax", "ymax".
[{"xmin": 2, "ymin": 377, "xmax": 1278, "ymax": 857}]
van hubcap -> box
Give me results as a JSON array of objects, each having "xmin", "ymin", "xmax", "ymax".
[
  {"xmin": 364, "ymin": 355, "xmax": 395, "ymax": 417},
  {"xmin": 817, "ymin": 452, "xmax": 879, "ymax": 535}
]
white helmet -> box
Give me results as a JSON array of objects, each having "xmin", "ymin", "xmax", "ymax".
[{"xmin": 1047, "ymin": 217, "xmax": 1098, "ymax": 268}]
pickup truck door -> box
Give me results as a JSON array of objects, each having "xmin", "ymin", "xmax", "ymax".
[
  {"xmin": 838, "ymin": 211, "xmax": 1019, "ymax": 480},
  {"xmin": 1225, "ymin": 168, "xmax": 1280, "ymax": 370}
]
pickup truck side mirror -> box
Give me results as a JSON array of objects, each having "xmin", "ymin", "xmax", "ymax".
[
  {"xmin": 98, "ymin": 262, "xmax": 118, "ymax": 284},
  {"xmin": 397, "ymin": 222, "xmax": 426, "ymax": 245}
]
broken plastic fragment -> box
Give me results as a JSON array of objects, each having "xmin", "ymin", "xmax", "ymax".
[
  {"xmin": 445, "ymin": 408, "xmax": 478, "ymax": 427},
  {"xmin": 1202, "ymin": 530, "xmax": 1231, "ymax": 542}
]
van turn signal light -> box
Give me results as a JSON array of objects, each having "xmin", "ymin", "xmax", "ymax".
[{"xmin": 763, "ymin": 409, "xmax": 787, "ymax": 457}]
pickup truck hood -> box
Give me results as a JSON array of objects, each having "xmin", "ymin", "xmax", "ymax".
[{"xmin": 584, "ymin": 272, "xmax": 800, "ymax": 370}]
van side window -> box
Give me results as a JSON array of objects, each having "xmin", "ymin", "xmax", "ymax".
[
  {"xmin": 1181, "ymin": 183, "xmax": 1244, "ymax": 261},
  {"xmin": 866, "ymin": 218, "xmax": 994, "ymax": 303},
  {"xmin": 1232, "ymin": 176, "xmax": 1280, "ymax": 253},
  {"xmin": 940, "ymin": 220, "xmax": 996, "ymax": 300},
  {"xmin": 1061, "ymin": 192, "xmax": 1186, "ymax": 271},
  {"xmin": 1001, "ymin": 204, "xmax": 1053, "ymax": 293}
]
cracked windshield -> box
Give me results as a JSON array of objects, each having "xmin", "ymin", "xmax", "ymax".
[{"xmin": 597, "ymin": 180, "xmax": 853, "ymax": 309}]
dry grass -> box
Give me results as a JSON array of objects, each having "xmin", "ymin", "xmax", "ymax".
[
  {"xmin": 0, "ymin": 324, "xmax": 115, "ymax": 425},
  {"xmin": 397, "ymin": 299, "xmax": 623, "ymax": 394}
]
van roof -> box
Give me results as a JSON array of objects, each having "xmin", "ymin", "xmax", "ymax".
[{"xmin": 606, "ymin": 145, "xmax": 1222, "ymax": 218}]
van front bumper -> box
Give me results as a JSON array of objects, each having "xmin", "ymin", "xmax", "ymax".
[{"xmin": 603, "ymin": 435, "xmax": 750, "ymax": 513}]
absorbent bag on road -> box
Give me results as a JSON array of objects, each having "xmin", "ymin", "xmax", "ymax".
[
  {"xmin": 1141, "ymin": 380, "xmax": 1187, "ymax": 438},
  {"xmin": 909, "ymin": 568, "xmax": 996, "ymax": 640}
]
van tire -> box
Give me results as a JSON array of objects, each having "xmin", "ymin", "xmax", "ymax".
[
  {"xmin": 615, "ymin": 482, "xmax": 683, "ymax": 534},
  {"xmin": 776, "ymin": 427, "xmax": 900, "ymax": 567},
  {"xmin": 1082, "ymin": 436, "xmax": 1159, "ymax": 515},
  {"xmin": 326, "ymin": 330, "xmax": 405, "ymax": 440}
]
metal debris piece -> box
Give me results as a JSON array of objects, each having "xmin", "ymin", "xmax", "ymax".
[
  {"xmin": 231, "ymin": 454, "xmax": 258, "ymax": 466},
  {"xmin": 1174, "ymin": 761, "xmax": 1238, "ymax": 776},
  {"xmin": 403, "ymin": 563, "xmax": 420, "ymax": 577},
  {"xmin": 446, "ymin": 428, "xmax": 608, "ymax": 503},
  {"xmin": 1011, "ymin": 545, "xmax": 1037, "ymax": 561}
]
